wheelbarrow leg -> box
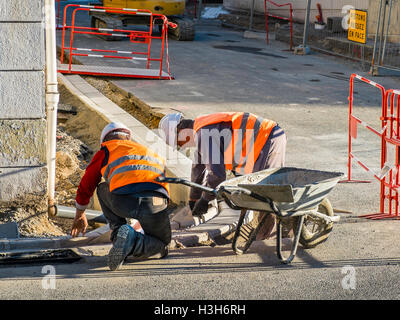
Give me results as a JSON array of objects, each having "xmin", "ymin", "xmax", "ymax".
[
  {"xmin": 232, "ymin": 210, "xmax": 271, "ymax": 255},
  {"xmin": 232, "ymin": 209, "xmax": 249, "ymax": 255},
  {"xmin": 276, "ymin": 215, "xmax": 305, "ymax": 264}
]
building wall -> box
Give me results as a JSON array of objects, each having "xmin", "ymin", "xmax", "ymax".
[
  {"xmin": 0, "ymin": 0, "xmax": 48, "ymax": 204},
  {"xmin": 223, "ymin": 0, "xmax": 369, "ymax": 24}
]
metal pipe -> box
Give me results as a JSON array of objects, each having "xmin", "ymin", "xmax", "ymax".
[
  {"xmin": 381, "ymin": 0, "xmax": 393, "ymax": 65},
  {"xmin": 377, "ymin": 0, "xmax": 388, "ymax": 67},
  {"xmin": 44, "ymin": 0, "xmax": 60, "ymax": 216},
  {"xmin": 370, "ymin": 0, "xmax": 384, "ymax": 74},
  {"xmin": 302, "ymin": 0, "xmax": 312, "ymax": 49},
  {"xmin": 197, "ymin": 0, "xmax": 202, "ymax": 20},
  {"xmin": 249, "ymin": 0, "xmax": 256, "ymax": 30},
  {"xmin": 56, "ymin": 206, "xmax": 108, "ymax": 224}
]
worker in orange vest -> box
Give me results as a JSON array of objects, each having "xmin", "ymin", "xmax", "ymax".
[
  {"xmin": 71, "ymin": 122, "xmax": 171, "ymax": 271},
  {"xmin": 159, "ymin": 112, "xmax": 287, "ymax": 238}
]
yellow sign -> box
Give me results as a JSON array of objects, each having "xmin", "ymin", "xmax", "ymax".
[{"xmin": 348, "ymin": 9, "xmax": 368, "ymax": 44}]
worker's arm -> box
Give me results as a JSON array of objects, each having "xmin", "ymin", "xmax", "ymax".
[
  {"xmin": 200, "ymin": 125, "xmax": 227, "ymax": 200},
  {"xmin": 71, "ymin": 149, "xmax": 105, "ymax": 237},
  {"xmin": 191, "ymin": 126, "xmax": 226, "ymax": 215},
  {"xmin": 190, "ymin": 162, "xmax": 206, "ymax": 202}
]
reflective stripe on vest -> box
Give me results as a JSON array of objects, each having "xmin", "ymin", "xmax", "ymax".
[
  {"xmin": 193, "ymin": 112, "xmax": 276, "ymax": 174},
  {"xmin": 100, "ymin": 139, "xmax": 169, "ymax": 194}
]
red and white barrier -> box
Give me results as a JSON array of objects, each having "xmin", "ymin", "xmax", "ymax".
[
  {"xmin": 264, "ymin": 0, "xmax": 293, "ymax": 50},
  {"xmin": 58, "ymin": 4, "xmax": 175, "ymax": 79},
  {"xmin": 344, "ymin": 73, "xmax": 400, "ymax": 220}
]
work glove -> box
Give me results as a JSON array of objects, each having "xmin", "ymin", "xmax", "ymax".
[
  {"xmin": 191, "ymin": 198, "xmax": 209, "ymax": 217},
  {"xmin": 189, "ymin": 200, "xmax": 197, "ymax": 211}
]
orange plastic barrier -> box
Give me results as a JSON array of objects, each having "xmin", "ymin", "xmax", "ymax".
[
  {"xmin": 344, "ymin": 74, "xmax": 400, "ymax": 219},
  {"xmin": 264, "ymin": 0, "xmax": 293, "ymax": 50}
]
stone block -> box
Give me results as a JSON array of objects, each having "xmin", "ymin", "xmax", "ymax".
[
  {"xmin": 0, "ymin": 166, "xmax": 48, "ymax": 202},
  {"xmin": 0, "ymin": 71, "xmax": 45, "ymax": 118},
  {"xmin": 0, "ymin": 23, "xmax": 44, "ymax": 70},
  {"xmin": 0, "ymin": 119, "xmax": 47, "ymax": 167},
  {"xmin": 0, "ymin": 0, "xmax": 44, "ymax": 22},
  {"xmin": 0, "ymin": 222, "xmax": 19, "ymax": 239}
]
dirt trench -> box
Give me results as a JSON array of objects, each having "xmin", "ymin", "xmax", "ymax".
[{"xmin": 83, "ymin": 76, "xmax": 165, "ymax": 129}]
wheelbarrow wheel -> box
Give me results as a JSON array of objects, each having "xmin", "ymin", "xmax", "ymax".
[{"xmin": 299, "ymin": 198, "xmax": 334, "ymax": 249}]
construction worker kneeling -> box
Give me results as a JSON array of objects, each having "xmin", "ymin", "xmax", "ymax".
[
  {"xmin": 71, "ymin": 122, "xmax": 171, "ymax": 271},
  {"xmin": 159, "ymin": 112, "xmax": 287, "ymax": 240}
]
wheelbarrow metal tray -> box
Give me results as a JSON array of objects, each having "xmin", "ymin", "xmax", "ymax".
[{"xmin": 219, "ymin": 167, "xmax": 344, "ymax": 213}]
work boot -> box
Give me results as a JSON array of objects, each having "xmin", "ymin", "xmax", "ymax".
[{"xmin": 108, "ymin": 224, "xmax": 137, "ymax": 271}]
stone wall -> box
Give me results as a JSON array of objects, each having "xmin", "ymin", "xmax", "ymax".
[{"xmin": 0, "ymin": 0, "xmax": 48, "ymax": 204}]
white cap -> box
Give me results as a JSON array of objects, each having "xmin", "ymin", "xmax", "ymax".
[
  {"xmin": 100, "ymin": 122, "xmax": 131, "ymax": 144},
  {"xmin": 158, "ymin": 113, "xmax": 182, "ymax": 147}
]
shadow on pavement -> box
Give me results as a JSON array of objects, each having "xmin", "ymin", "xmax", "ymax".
[{"xmin": 1, "ymin": 242, "xmax": 399, "ymax": 280}]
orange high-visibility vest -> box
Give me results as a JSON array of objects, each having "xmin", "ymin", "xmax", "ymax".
[
  {"xmin": 100, "ymin": 139, "xmax": 169, "ymax": 195},
  {"xmin": 193, "ymin": 112, "xmax": 276, "ymax": 175}
]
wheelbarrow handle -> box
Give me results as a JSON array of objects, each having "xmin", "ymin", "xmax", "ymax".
[{"xmin": 155, "ymin": 176, "xmax": 218, "ymax": 196}]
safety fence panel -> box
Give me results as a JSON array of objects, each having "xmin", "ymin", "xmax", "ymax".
[
  {"xmin": 56, "ymin": 0, "xmax": 72, "ymax": 30},
  {"xmin": 344, "ymin": 74, "xmax": 400, "ymax": 220},
  {"xmin": 369, "ymin": 0, "xmax": 400, "ymax": 73},
  {"xmin": 343, "ymin": 74, "xmax": 386, "ymax": 215},
  {"xmin": 58, "ymin": 4, "xmax": 175, "ymax": 79},
  {"xmin": 296, "ymin": 5, "xmax": 371, "ymax": 66},
  {"xmin": 286, "ymin": 2, "xmax": 400, "ymax": 73},
  {"xmin": 56, "ymin": 0, "xmax": 62, "ymax": 30},
  {"xmin": 264, "ymin": 0, "xmax": 293, "ymax": 50},
  {"xmin": 365, "ymin": 88, "xmax": 400, "ymax": 219}
]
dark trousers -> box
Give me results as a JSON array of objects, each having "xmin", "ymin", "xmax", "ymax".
[{"xmin": 97, "ymin": 182, "xmax": 171, "ymax": 258}]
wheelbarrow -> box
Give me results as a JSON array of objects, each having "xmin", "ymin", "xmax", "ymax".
[{"xmin": 156, "ymin": 167, "xmax": 344, "ymax": 264}]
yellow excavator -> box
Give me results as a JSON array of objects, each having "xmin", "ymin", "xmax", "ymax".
[{"xmin": 89, "ymin": 0, "xmax": 195, "ymax": 40}]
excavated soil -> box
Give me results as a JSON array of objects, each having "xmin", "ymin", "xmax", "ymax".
[
  {"xmin": 0, "ymin": 196, "xmax": 65, "ymax": 238},
  {"xmin": 84, "ymin": 76, "xmax": 164, "ymax": 129},
  {"xmin": 0, "ymin": 85, "xmax": 99, "ymax": 238}
]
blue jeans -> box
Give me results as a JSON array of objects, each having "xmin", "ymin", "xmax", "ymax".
[{"xmin": 97, "ymin": 182, "xmax": 171, "ymax": 258}]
